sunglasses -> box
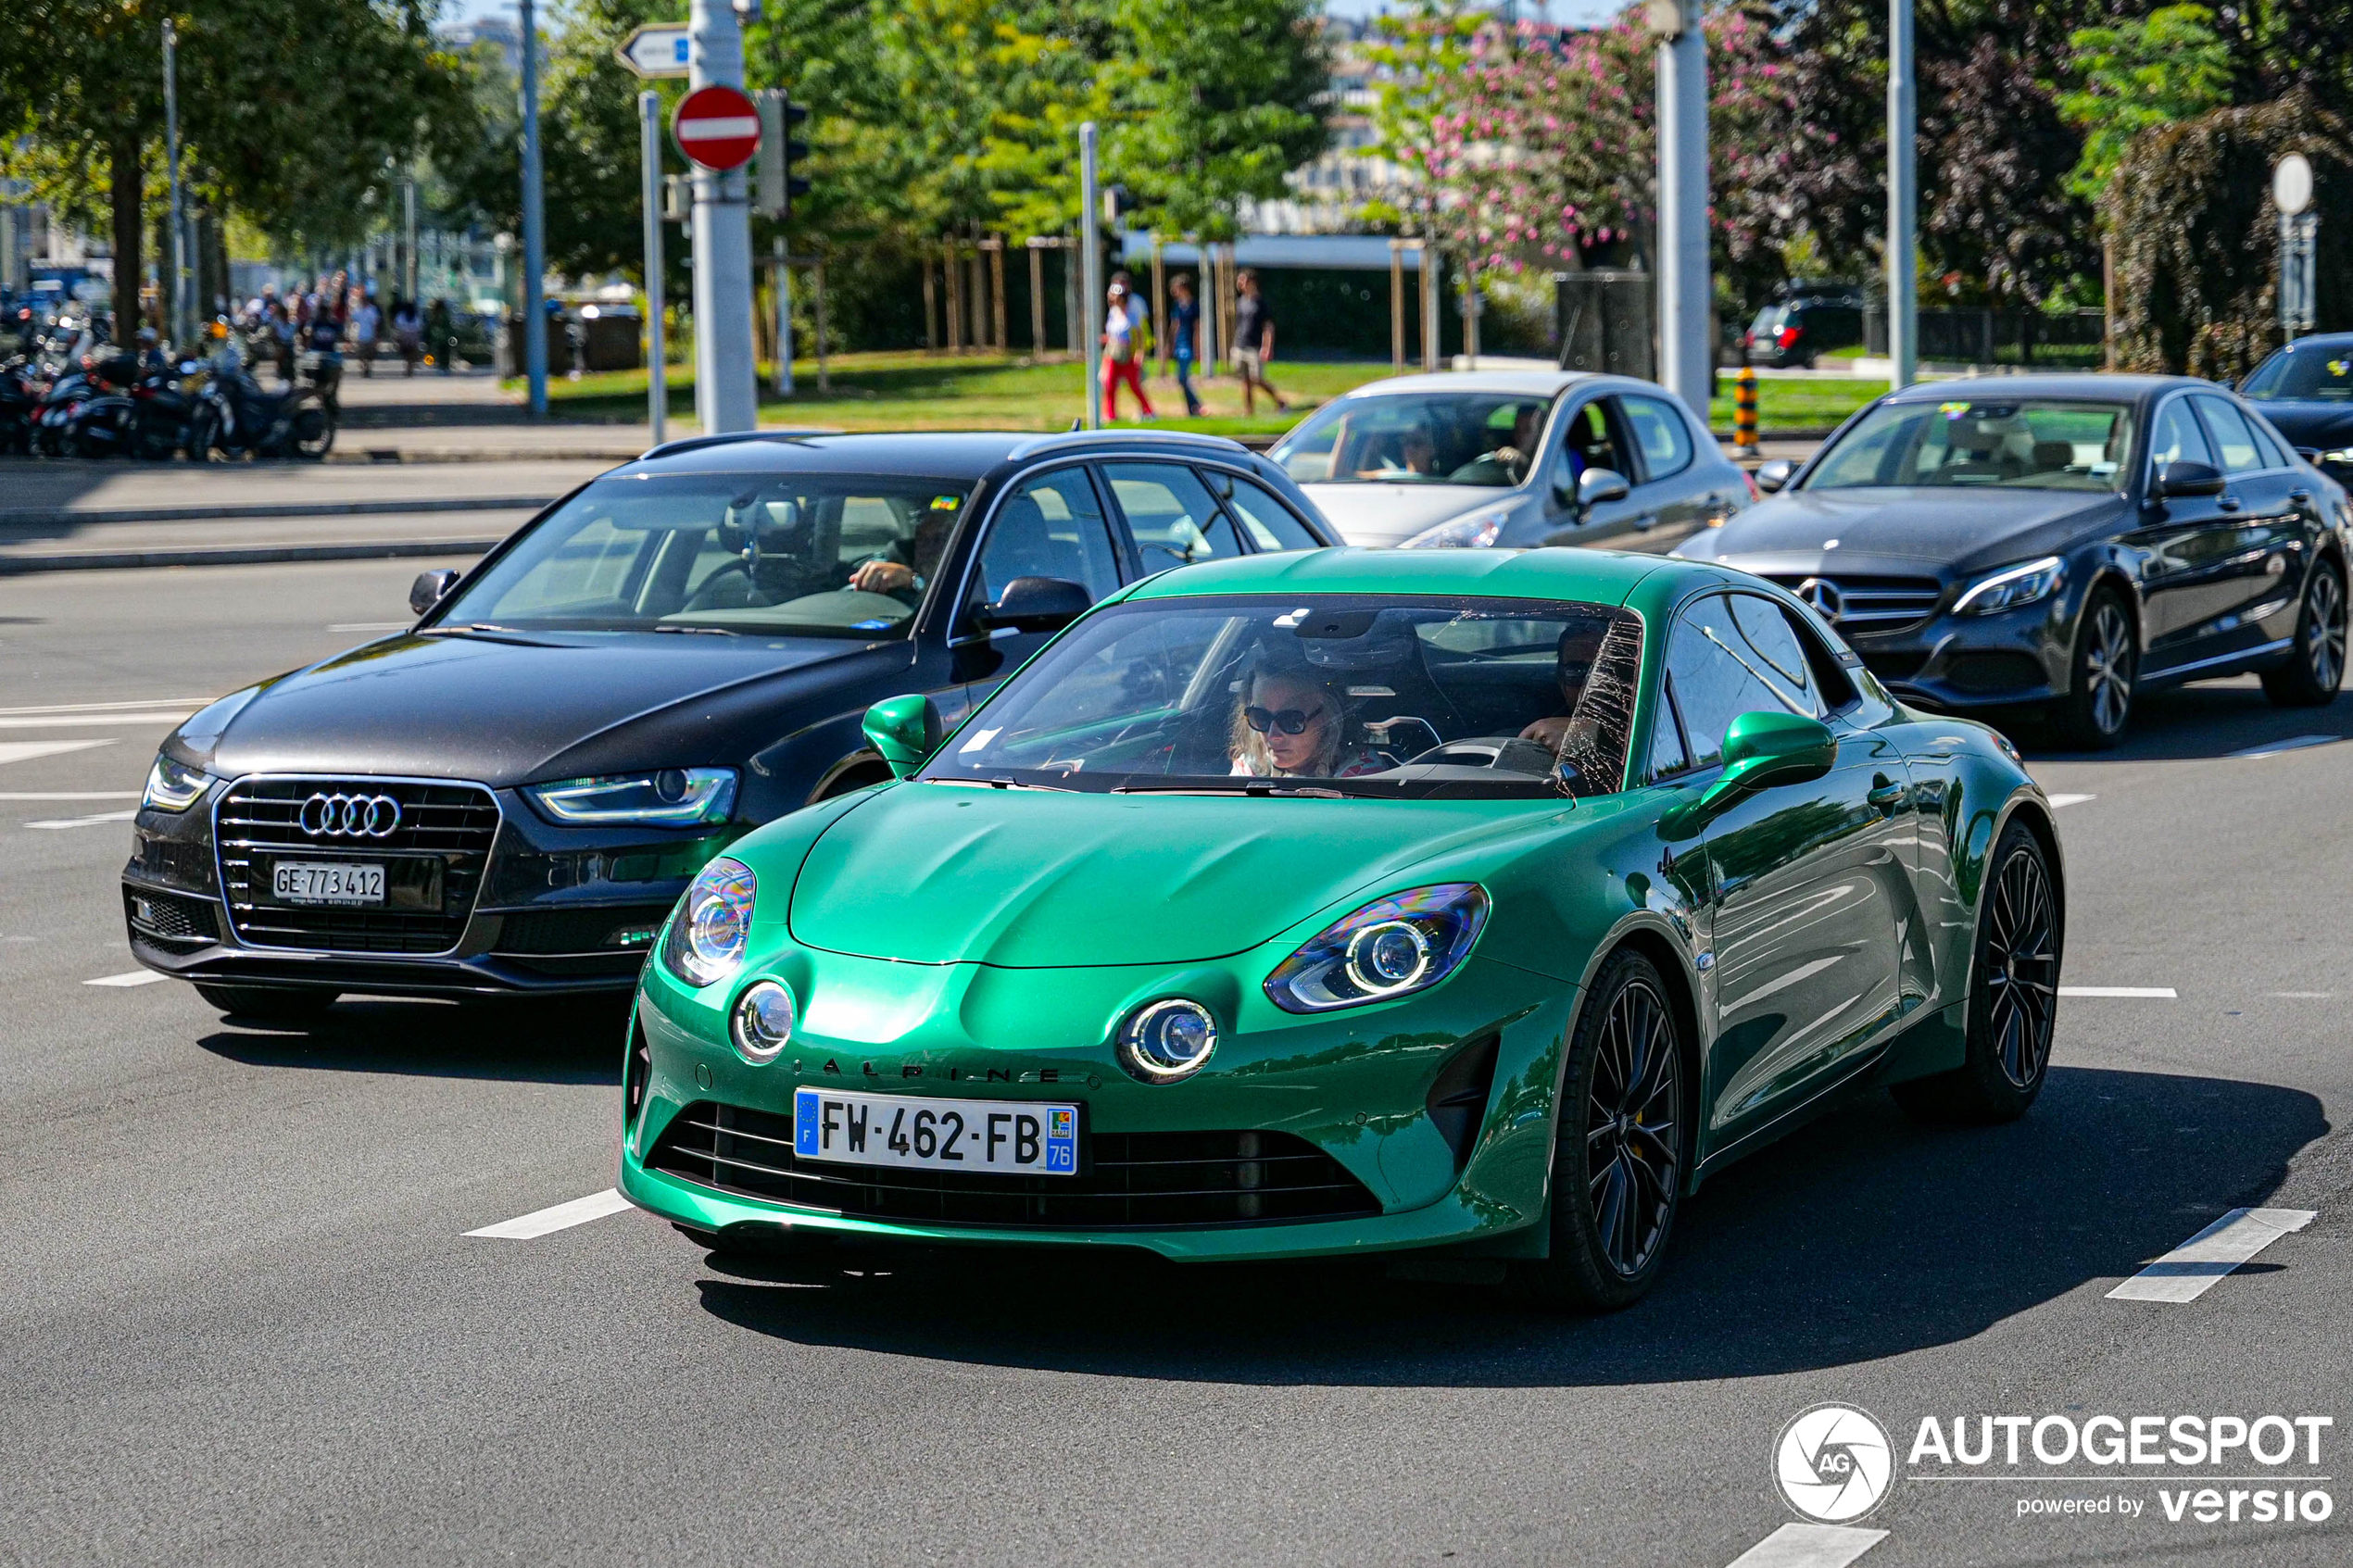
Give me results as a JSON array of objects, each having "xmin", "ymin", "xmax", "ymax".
[{"xmin": 1244, "ymin": 704, "xmax": 1326, "ymax": 735}]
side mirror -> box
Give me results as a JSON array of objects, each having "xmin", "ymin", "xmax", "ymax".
[
  {"xmin": 862, "ymin": 694, "xmax": 945, "ymax": 779},
  {"xmin": 1577, "ymin": 467, "xmax": 1630, "ymax": 510},
  {"xmin": 2157, "ymin": 459, "xmax": 2226, "ymax": 498},
  {"xmin": 978, "ymin": 574, "xmax": 1092, "ymax": 634},
  {"xmin": 1754, "ymin": 458, "xmax": 1794, "ymax": 495},
  {"xmin": 1703, "ymin": 709, "xmax": 1836, "ymax": 810},
  {"xmin": 2294, "ymin": 445, "xmax": 2322, "ymax": 465},
  {"xmin": 409, "ymin": 568, "xmax": 460, "ymax": 616}
]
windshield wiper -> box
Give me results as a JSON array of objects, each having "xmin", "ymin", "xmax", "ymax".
[
  {"xmin": 1111, "ymin": 780, "xmax": 1350, "ymax": 798},
  {"xmin": 651, "ymin": 623, "xmax": 741, "ymax": 636},
  {"xmin": 925, "ymin": 775, "xmax": 1075, "ymax": 792},
  {"xmin": 418, "ymin": 623, "xmax": 562, "ymax": 647}
]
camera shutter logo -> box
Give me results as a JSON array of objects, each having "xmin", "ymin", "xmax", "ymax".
[
  {"xmin": 1774, "ymin": 1403, "xmax": 1894, "ymax": 1523},
  {"xmin": 298, "ymin": 792, "xmax": 402, "ymax": 839}
]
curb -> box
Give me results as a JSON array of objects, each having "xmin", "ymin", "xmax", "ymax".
[
  {"xmin": 0, "ymin": 495, "xmax": 550, "ymax": 529},
  {"xmin": 0, "ymin": 537, "xmax": 502, "ymax": 575}
]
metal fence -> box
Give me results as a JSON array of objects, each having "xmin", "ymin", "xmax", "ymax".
[{"xmin": 1865, "ymin": 307, "xmax": 2107, "ymax": 366}]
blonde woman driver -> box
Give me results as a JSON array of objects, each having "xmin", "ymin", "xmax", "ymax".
[{"xmin": 1228, "ymin": 662, "xmax": 1392, "ymax": 779}]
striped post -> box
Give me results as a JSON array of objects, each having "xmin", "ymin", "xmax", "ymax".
[{"xmin": 1733, "ymin": 365, "xmax": 1759, "ymax": 456}]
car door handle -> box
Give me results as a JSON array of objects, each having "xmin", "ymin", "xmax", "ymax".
[
  {"xmin": 1867, "ymin": 780, "xmax": 1906, "ymax": 810},
  {"xmin": 1630, "ymin": 513, "xmax": 1659, "ymax": 532},
  {"xmin": 2290, "ymin": 488, "xmax": 2312, "ymax": 503},
  {"xmin": 2218, "ymin": 495, "xmax": 2242, "ymax": 511}
]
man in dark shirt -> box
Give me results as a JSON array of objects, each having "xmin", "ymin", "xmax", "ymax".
[
  {"xmin": 1233, "ymin": 269, "xmax": 1290, "ymax": 416},
  {"xmin": 1167, "ymin": 271, "xmax": 1204, "ymax": 416}
]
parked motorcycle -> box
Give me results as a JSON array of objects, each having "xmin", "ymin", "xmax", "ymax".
[
  {"xmin": 186, "ymin": 358, "xmax": 335, "ymax": 461},
  {"xmin": 0, "ymin": 359, "xmax": 41, "ymax": 456}
]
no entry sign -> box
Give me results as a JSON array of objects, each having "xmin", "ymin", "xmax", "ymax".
[{"xmin": 673, "ymin": 84, "xmax": 761, "ymax": 171}]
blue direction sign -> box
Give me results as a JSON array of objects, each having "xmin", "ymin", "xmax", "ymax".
[{"xmin": 615, "ymin": 24, "xmax": 691, "ymax": 80}]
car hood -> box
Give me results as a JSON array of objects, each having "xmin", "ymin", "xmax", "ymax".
[
  {"xmin": 1299, "ymin": 483, "xmax": 1515, "ymax": 547},
  {"xmin": 174, "ymin": 630, "xmax": 899, "ymax": 786},
  {"xmin": 786, "ymin": 783, "xmax": 1547, "ymax": 968},
  {"xmin": 2248, "ymin": 400, "xmax": 2353, "ymax": 448},
  {"xmin": 1684, "ymin": 486, "xmax": 2124, "ymax": 576}
]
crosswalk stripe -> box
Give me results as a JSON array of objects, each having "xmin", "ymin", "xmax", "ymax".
[
  {"xmin": 2108, "ymin": 1207, "xmax": 2318, "ymax": 1303},
  {"xmin": 0, "ymin": 740, "xmax": 113, "ymax": 768},
  {"xmin": 465, "ymin": 1189, "xmax": 635, "ymax": 1240},
  {"xmin": 1724, "ymin": 1524, "xmax": 1889, "ymax": 1568}
]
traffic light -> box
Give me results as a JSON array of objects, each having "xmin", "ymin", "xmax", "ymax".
[{"xmin": 755, "ymin": 91, "xmax": 812, "ymax": 219}]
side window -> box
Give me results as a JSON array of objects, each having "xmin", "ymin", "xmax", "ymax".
[
  {"xmin": 1619, "ymin": 394, "xmax": 1695, "ymax": 483},
  {"xmin": 1666, "ymin": 595, "xmax": 1811, "ymax": 769},
  {"xmin": 975, "ymin": 469, "xmax": 1124, "ymax": 608},
  {"xmin": 1648, "ymin": 673, "xmax": 1691, "ymax": 781},
  {"xmin": 1727, "ymin": 594, "xmax": 1826, "ymax": 717},
  {"xmin": 1104, "ymin": 461, "xmax": 1245, "ymax": 571},
  {"xmin": 2195, "ymin": 396, "xmax": 2269, "ymax": 475},
  {"xmin": 2149, "ymin": 398, "xmax": 2217, "ymax": 472},
  {"xmin": 1217, "ymin": 473, "xmax": 1321, "ymax": 552}
]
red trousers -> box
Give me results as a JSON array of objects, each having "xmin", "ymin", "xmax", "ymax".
[{"xmin": 1103, "ymin": 357, "xmax": 1153, "ymax": 420}]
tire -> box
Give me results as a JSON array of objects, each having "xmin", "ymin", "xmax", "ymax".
[
  {"xmin": 1892, "ymin": 820, "xmax": 2060, "ymax": 1124},
  {"xmin": 2051, "ymin": 586, "xmax": 2135, "ymax": 748},
  {"xmin": 1515, "ymin": 948, "xmax": 1687, "ymax": 1311},
  {"xmin": 194, "ymin": 983, "xmax": 339, "ymax": 1022},
  {"xmin": 291, "ymin": 400, "xmax": 335, "ymax": 461},
  {"xmin": 2262, "ymin": 559, "xmax": 2347, "ymax": 708},
  {"xmin": 186, "ymin": 404, "xmax": 227, "ymax": 462}
]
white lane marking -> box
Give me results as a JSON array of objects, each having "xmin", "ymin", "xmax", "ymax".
[
  {"xmin": 2045, "ymin": 793, "xmax": 2095, "ymax": 808},
  {"xmin": 465, "ymin": 1188, "xmax": 634, "ymax": 1240},
  {"xmin": 26, "ymin": 809, "xmax": 138, "ymax": 830},
  {"xmin": 2060, "ymin": 986, "xmax": 2177, "ymax": 998},
  {"xmin": 0, "ymin": 739, "xmax": 113, "ymax": 768},
  {"xmin": 328, "ymin": 621, "xmax": 414, "ymax": 633},
  {"xmin": 1724, "ymin": 1524, "xmax": 1889, "ymax": 1568},
  {"xmin": 2273, "ymin": 991, "xmax": 2334, "ymax": 998},
  {"xmin": 2108, "ymin": 1207, "xmax": 2318, "ymax": 1303},
  {"xmin": 84, "ymin": 971, "xmax": 168, "ymax": 987},
  {"xmin": 0, "ymin": 791, "xmax": 141, "ymax": 800},
  {"xmin": 0, "ymin": 698, "xmax": 210, "ymax": 716},
  {"xmin": 0, "ymin": 712, "xmax": 191, "ymax": 729},
  {"xmin": 2232, "ymin": 734, "xmax": 2342, "ymax": 759}
]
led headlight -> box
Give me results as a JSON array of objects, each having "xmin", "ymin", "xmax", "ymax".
[
  {"xmin": 1265, "ymin": 883, "xmax": 1490, "ymax": 1013},
  {"xmin": 526, "ymin": 767, "xmax": 737, "ymax": 826},
  {"xmin": 659, "ymin": 858, "xmax": 756, "ymax": 987},
  {"xmin": 1399, "ymin": 508, "xmax": 1509, "ymax": 550},
  {"xmin": 1116, "ymin": 998, "xmax": 1219, "ymax": 1083},
  {"xmin": 1954, "ymin": 556, "xmax": 2064, "ymax": 616},
  {"xmin": 730, "ymin": 980, "xmax": 797, "ymax": 1063},
  {"xmin": 142, "ymin": 754, "xmax": 214, "ymax": 812}
]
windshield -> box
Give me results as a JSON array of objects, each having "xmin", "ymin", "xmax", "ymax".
[
  {"xmin": 2242, "ymin": 346, "xmax": 2353, "ymax": 401},
  {"xmin": 1802, "ymin": 398, "xmax": 2135, "ymax": 492},
  {"xmin": 433, "ymin": 473, "xmax": 970, "ymax": 637},
  {"xmin": 1271, "ymin": 392, "xmax": 1557, "ymax": 488},
  {"xmin": 923, "ymin": 594, "xmax": 1644, "ymax": 800}
]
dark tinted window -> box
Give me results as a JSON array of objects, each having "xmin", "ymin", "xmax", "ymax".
[
  {"xmin": 977, "ymin": 469, "xmax": 1122, "ymax": 607},
  {"xmin": 1104, "ymin": 462, "xmax": 1245, "ymax": 571},
  {"xmin": 1667, "ymin": 595, "xmax": 1817, "ymax": 768},
  {"xmin": 2150, "ymin": 397, "xmax": 2216, "ymax": 470},
  {"xmin": 1221, "ymin": 474, "xmax": 1321, "ymax": 551},
  {"xmin": 2195, "ymin": 396, "xmax": 2271, "ymax": 475},
  {"xmin": 1619, "ymin": 395, "xmax": 1695, "ymax": 482}
]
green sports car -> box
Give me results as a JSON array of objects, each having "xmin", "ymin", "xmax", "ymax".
[{"xmin": 620, "ymin": 547, "xmax": 2063, "ymax": 1308}]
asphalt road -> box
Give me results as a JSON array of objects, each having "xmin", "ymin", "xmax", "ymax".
[{"xmin": 2, "ymin": 558, "xmax": 2349, "ymax": 1568}]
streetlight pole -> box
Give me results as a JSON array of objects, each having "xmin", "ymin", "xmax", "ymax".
[
  {"xmin": 1886, "ymin": 0, "xmax": 1917, "ymax": 389},
  {"xmin": 1079, "ymin": 121, "xmax": 1102, "ymax": 431},
  {"xmin": 519, "ymin": 0, "xmax": 548, "ymax": 416},
  {"xmin": 1653, "ymin": 0, "xmax": 1711, "ymax": 412},
  {"xmin": 687, "ymin": 0, "xmax": 758, "ymax": 433},
  {"xmin": 162, "ymin": 19, "xmax": 187, "ymax": 347},
  {"xmin": 640, "ymin": 91, "xmax": 667, "ymax": 446}
]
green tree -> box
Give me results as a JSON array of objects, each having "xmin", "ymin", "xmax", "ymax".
[{"xmin": 2058, "ymin": 6, "xmax": 2233, "ymax": 200}]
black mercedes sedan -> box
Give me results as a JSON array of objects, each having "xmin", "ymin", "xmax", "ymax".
[
  {"xmin": 2240, "ymin": 332, "xmax": 2353, "ymax": 483},
  {"xmin": 121, "ymin": 429, "xmax": 1336, "ymax": 1020},
  {"xmin": 1673, "ymin": 374, "xmax": 2353, "ymax": 746}
]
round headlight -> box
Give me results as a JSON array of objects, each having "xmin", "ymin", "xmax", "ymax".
[
  {"xmin": 1117, "ymin": 998, "xmax": 1218, "ymax": 1084},
  {"xmin": 731, "ymin": 980, "xmax": 797, "ymax": 1063},
  {"xmin": 660, "ymin": 858, "xmax": 756, "ymax": 987},
  {"xmin": 1346, "ymin": 919, "xmax": 1431, "ymax": 995}
]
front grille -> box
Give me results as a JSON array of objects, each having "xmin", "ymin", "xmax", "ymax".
[
  {"xmin": 125, "ymin": 886, "xmax": 219, "ymax": 945},
  {"xmin": 649, "ymin": 1101, "xmax": 1381, "ymax": 1230},
  {"xmin": 215, "ymin": 777, "xmax": 499, "ymax": 954},
  {"xmin": 1766, "ymin": 573, "xmax": 1944, "ymax": 633}
]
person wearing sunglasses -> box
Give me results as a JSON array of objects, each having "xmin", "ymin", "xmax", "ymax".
[
  {"xmin": 1517, "ymin": 622, "xmax": 1609, "ymax": 752},
  {"xmin": 1228, "ymin": 662, "xmax": 1392, "ymax": 780}
]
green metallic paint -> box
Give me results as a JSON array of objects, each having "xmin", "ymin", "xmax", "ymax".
[
  {"xmin": 619, "ymin": 547, "xmax": 2057, "ymax": 1261},
  {"xmin": 861, "ymin": 693, "xmax": 944, "ymax": 778}
]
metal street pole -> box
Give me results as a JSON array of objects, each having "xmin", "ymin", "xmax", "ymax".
[
  {"xmin": 1653, "ymin": 0, "xmax": 1710, "ymax": 412},
  {"xmin": 403, "ymin": 178, "xmax": 419, "ymax": 301},
  {"xmin": 1079, "ymin": 122, "xmax": 1102, "ymax": 431},
  {"xmin": 519, "ymin": 0, "xmax": 548, "ymax": 416},
  {"xmin": 640, "ymin": 91, "xmax": 667, "ymax": 446},
  {"xmin": 162, "ymin": 19, "xmax": 187, "ymax": 346},
  {"xmin": 774, "ymin": 235, "xmax": 793, "ymax": 396},
  {"xmin": 687, "ymin": 0, "xmax": 758, "ymax": 433},
  {"xmin": 1887, "ymin": 0, "xmax": 1917, "ymax": 389}
]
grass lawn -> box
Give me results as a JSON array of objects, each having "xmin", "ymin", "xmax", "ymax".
[{"xmin": 513, "ymin": 349, "xmax": 1885, "ymax": 438}]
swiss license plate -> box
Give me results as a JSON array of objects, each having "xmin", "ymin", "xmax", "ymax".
[
  {"xmin": 793, "ymin": 1087, "xmax": 1079, "ymax": 1176},
  {"xmin": 271, "ymin": 860, "xmax": 385, "ymax": 906}
]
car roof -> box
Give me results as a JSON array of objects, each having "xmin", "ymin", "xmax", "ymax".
[
  {"xmin": 1321, "ymin": 370, "xmax": 1607, "ymax": 399},
  {"xmin": 1879, "ymin": 373, "xmax": 2213, "ymax": 405},
  {"xmin": 1118, "ymin": 545, "xmax": 1730, "ymax": 608},
  {"xmin": 611, "ymin": 428, "xmax": 1253, "ymax": 481}
]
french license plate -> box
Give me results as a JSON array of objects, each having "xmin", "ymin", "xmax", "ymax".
[
  {"xmin": 271, "ymin": 860, "xmax": 385, "ymax": 906},
  {"xmin": 793, "ymin": 1087, "xmax": 1079, "ymax": 1176}
]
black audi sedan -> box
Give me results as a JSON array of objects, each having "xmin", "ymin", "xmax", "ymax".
[
  {"xmin": 121, "ymin": 429, "xmax": 1337, "ymax": 1020},
  {"xmin": 1672, "ymin": 374, "xmax": 2352, "ymax": 746}
]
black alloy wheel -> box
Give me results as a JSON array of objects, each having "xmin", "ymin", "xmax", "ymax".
[
  {"xmin": 186, "ymin": 403, "xmax": 228, "ymax": 462},
  {"xmin": 292, "ymin": 400, "xmax": 334, "ymax": 461},
  {"xmin": 2263, "ymin": 560, "xmax": 2347, "ymax": 707},
  {"xmin": 1516, "ymin": 947, "xmax": 1685, "ymax": 1311},
  {"xmin": 2054, "ymin": 588, "xmax": 2134, "ymax": 749},
  {"xmin": 1894, "ymin": 820, "xmax": 2060, "ymax": 1124}
]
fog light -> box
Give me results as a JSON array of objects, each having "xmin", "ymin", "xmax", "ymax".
[
  {"xmin": 731, "ymin": 980, "xmax": 797, "ymax": 1064},
  {"xmin": 1117, "ymin": 998, "xmax": 1218, "ymax": 1083}
]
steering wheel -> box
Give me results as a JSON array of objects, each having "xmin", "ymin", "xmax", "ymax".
[{"xmin": 680, "ymin": 558, "xmax": 752, "ymax": 612}]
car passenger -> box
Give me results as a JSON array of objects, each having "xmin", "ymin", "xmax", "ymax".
[
  {"xmin": 1229, "ymin": 659, "xmax": 1393, "ymax": 779},
  {"xmin": 1517, "ymin": 622, "xmax": 1609, "ymax": 751}
]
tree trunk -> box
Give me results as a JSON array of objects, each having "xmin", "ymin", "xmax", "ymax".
[{"xmin": 111, "ymin": 130, "xmax": 144, "ymax": 342}]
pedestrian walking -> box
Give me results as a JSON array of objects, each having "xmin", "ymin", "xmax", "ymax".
[
  {"xmin": 391, "ymin": 295, "xmax": 422, "ymax": 377},
  {"xmin": 349, "ymin": 290, "xmax": 381, "ymax": 378},
  {"xmin": 1232, "ymin": 270, "xmax": 1288, "ymax": 416},
  {"xmin": 1167, "ymin": 271, "xmax": 1204, "ymax": 417},
  {"xmin": 1101, "ymin": 280, "xmax": 1154, "ymax": 423},
  {"xmin": 424, "ymin": 297, "xmax": 455, "ymax": 373}
]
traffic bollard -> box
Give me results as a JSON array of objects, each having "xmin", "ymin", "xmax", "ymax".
[{"xmin": 1733, "ymin": 366, "xmax": 1759, "ymax": 457}]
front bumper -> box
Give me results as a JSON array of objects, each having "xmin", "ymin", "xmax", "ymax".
[
  {"xmin": 1844, "ymin": 602, "xmax": 2071, "ymax": 711},
  {"xmin": 620, "ymin": 943, "xmax": 1577, "ymax": 1262}
]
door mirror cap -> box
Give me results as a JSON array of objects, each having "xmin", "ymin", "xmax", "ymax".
[
  {"xmin": 1701, "ymin": 709, "xmax": 1836, "ymax": 810},
  {"xmin": 2157, "ymin": 459, "xmax": 2226, "ymax": 498},
  {"xmin": 862, "ymin": 694, "xmax": 946, "ymax": 779},
  {"xmin": 1577, "ymin": 468, "xmax": 1630, "ymax": 510},
  {"xmin": 1754, "ymin": 458, "xmax": 1794, "ymax": 495},
  {"xmin": 409, "ymin": 568, "xmax": 460, "ymax": 616},
  {"xmin": 977, "ymin": 574, "xmax": 1093, "ymax": 633}
]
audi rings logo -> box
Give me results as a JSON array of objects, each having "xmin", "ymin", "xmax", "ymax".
[
  {"xmin": 1775, "ymin": 1403, "xmax": 1894, "ymax": 1523},
  {"xmin": 1796, "ymin": 577, "xmax": 1845, "ymax": 624},
  {"xmin": 298, "ymin": 792, "xmax": 403, "ymax": 839}
]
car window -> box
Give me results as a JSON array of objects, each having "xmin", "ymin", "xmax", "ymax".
[
  {"xmin": 1103, "ymin": 462, "xmax": 1245, "ymax": 572},
  {"xmin": 2149, "ymin": 397, "xmax": 2216, "ymax": 472},
  {"xmin": 2195, "ymin": 396, "xmax": 2271, "ymax": 475},
  {"xmin": 1218, "ymin": 474, "xmax": 1321, "ymax": 552},
  {"xmin": 1619, "ymin": 395, "xmax": 1695, "ymax": 483},
  {"xmin": 2242, "ymin": 345, "xmax": 2353, "ymax": 401},
  {"xmin": 1666, "ymin": 595, "xmax": 1816, "ymax": 768},
  {"xmin": 975, "ymin": 469, "xmax": 1123, "ymax": 608},
  {"xmin": 1648, "ymin": 674, "xmax": 1691, "ymax": 781},
  {"xmin": 1727, "ymin": 594, "xmax": 1823, "ymax": 714},
  {"xmin": 1268, "ymin": 392, "xmax": 1554, "ymax": 487}
]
